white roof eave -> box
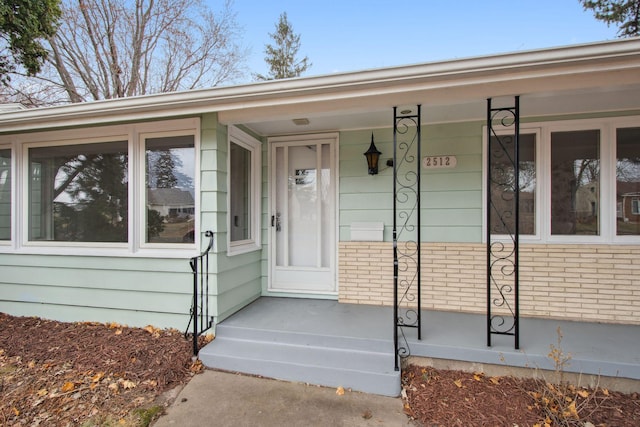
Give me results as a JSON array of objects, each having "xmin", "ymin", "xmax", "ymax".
[{"xmin": 1, "ymin": 37, "xmax": 639, "ymax": 133}]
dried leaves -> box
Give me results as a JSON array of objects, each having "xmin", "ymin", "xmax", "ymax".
[
  {"xmin": 0, "ymin": 313, "xmax": 197, "ymax": 426},
  {"xmin": 402, "ymin": 365, "xmax": 640, "ymax": 427},
  {"xmin": 529, "ymin": 381, "xmax": 613, "ymax": 427}
]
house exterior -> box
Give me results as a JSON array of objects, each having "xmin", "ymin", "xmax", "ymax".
[{"xmin": 1, "ymin": 38, "xmax": 640, "ymax": 337}]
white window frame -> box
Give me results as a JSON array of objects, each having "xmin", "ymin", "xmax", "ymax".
[
  {"xmin": 0, "ymin": 144, "xmax": 13, "ymax": 246},
  {"xmin": 544, "ymin": 121, "xmax": 609, "ymax": 244},
  {"xmin": 612, "ymin": 119, "xmax": 640, "ymax": 243},
  {"xmin": 0, "ymin": 117, "xmax": 199, "ymax": 257},
  {"xmin": 484, "ymin": 115, "xmax": 640, "ymax": 244},
  {"xmin": 482, "ymin": 128, "xmax": 542, "ymax": 242},
  {"xmin": 227, "ymin": 126, "xmax": 262, "ymax": 256},
  {"xmin": 22, "ymin": 134, "xmax": 131, "ymax": 250},
  {"xmin": 138, "ymin": 129, "xmax": 199, "ymax": 251}
]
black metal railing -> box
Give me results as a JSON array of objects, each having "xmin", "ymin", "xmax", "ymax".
[
  {"xmin": 486, "ymin": 97, "xmax": 520, "ymax": 349},
  {"xmin": 393, "ymin": 105, "xmax": 422, "ymax": 370},
  {"xmin": 185, "ymin": 230, "xmax": 215, "ymax": 355}
]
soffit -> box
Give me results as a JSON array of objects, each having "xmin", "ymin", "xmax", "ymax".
[{"xmin": 0, "ymin": 38, "xmax": 639, "ymax": 135}]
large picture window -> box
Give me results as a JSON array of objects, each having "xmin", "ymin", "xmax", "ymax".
[
  {"xmin": 485, "ymin": 117, "xmax": 640, "ymax": 243},
  {"xmin": 28, "ymin": 141, "xmax": 128, "ymax": 243},
  {"xmin": 0, "ymin": 118, "xmax": 199, "ymax": 253},
  {"xmin": 550, "ymin": 130, "xmax": 600, "ymax": 236},
  {"xmin": 616, "ymin": 127, "xmax": 640, "ymax": 236},
  {"xmin": 0, "ymin": 148, "xmax": 11, "ymax": 241},
  {"xmin": 144, "ymin": 135, "xmax": 195, "ymax": 244},
  {"xmin": 227, "ymin": 127, "xmax": 261, "ymax": 255}
]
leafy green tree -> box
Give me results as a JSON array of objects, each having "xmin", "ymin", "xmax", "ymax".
[
  {"xmin": 255, "ymin": 12, "xmax": 310, "ymax": 81},
  {"xmin": 580, "ymin": 0, "xmax": 640, "ymax": 37},
  {"xmin": 0, "ymin": 0, "xmax": 61, "ymax": 84},
  {"xmin": 55, "ymin": 152, "xmax": 128, "ymax": 242}
]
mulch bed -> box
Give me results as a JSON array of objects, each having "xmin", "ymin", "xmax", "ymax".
[
  {"xmin": 402, "ymin": 365, "xmax": 640, "ymax": 426},
  {"xmin": 0, "ymin": 312, "xmax": 201, "ymax": 426},
  {"xmin": 2, "ymin": 312, "xmax": 640, "ymax": 426}
]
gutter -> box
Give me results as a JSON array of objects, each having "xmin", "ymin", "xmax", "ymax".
[{"xmin": 1, "ymin": 37, "xmax": 639, "ymax": 133}]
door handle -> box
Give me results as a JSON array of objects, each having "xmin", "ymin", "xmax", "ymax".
[{"xmin": 271, "ymin": 213, "xmax": 281, "ymax": 231}]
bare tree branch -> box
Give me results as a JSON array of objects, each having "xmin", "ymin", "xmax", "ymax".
[{"xmin": 4, "ymin": 0, "xmax": 247, "ymax": 105}]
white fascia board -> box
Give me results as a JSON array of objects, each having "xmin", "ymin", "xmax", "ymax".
[{"xmin": 1, "ymin": 37, "xmax": 639, "ymax": 133}]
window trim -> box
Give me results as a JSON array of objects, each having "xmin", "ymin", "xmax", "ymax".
[
  {"xmin": 544, "ymin": 122, "xmax": 609, "ymax": 244},
  {"xmin": 0, "ymin": 117, "xmax": 200, "ymax": 256},
  {"xmin": 227, "ymin": 126, "xmax": 262, "ymax": 256},
  {"xmin": 482, "ymin": 128, "xmax": 542, "ymax": 242},
  {"xmin": 22, "ymin": 134, "xmax": 131, "ymax": 249},
  {"xmin": 139, "ymin": 129, "xmax": 199, "ymax": 250},
  {"xmin": 0, "ymin": 144, "xmax": 13, "ymax": 246},
  {"xmin": 483, "ymin": 115, "xmax": 640, "ymax": 244},
  {"xmin": 613, "ymin": 119, "xmax": 640, "ymax": 243}
]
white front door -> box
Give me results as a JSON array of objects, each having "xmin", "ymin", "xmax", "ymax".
[{"xmin": 269, "ymin": 134, "xmax": 337, "ymax": 294}]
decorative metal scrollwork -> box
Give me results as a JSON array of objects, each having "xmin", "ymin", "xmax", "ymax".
[
  {"xmin": 393, "ymin": 105, "xmax": 422, "ymax": 370},
  {"xmin": 486, "ymin": 97, "xmax": 520, "ymax": 349}
]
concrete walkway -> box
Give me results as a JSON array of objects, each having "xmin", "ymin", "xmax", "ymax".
[{"xmin": 153, "ymin": 370, "xmax": 413, "ymax": 427}]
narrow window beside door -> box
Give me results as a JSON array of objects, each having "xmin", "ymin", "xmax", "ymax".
[
  {"xmin": 227, "ymin": 127, "xmax": 261, "ymax": 255},
  {"xmin": 230, "ymin": 141, "xmax": 250, "ymax": 242}
]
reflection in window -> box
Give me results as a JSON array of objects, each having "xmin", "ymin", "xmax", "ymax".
[
  {"xmin": 0, "ymin": 149, "xmax": 11, "ymax": 240},
  {"xmin": 551, "ymin": 130, "xmax": 600, "ymax": 235},
  {"xmin": 489, "ymin": 133, "xmax": 536, "ymax": 235},
  {"xmin": 229, "ymin": 141, "xmax": 250, "ymax": 242},
  {"xmin": 616, "ymin": 127, "xmax": 640, "ymax": 236},
  {"xmin": 145, "ymin": 135, "xmax": 195, "ymax": 244},
  {"xmin": 29, "ymin": 142, "xmax": 128, "ymax": 242}
]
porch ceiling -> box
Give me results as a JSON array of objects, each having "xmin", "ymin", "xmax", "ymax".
[
  {"xmin": 225, "ymin": 82, "xmax": 640, "ymax": 136},
  {"xmin": 217, "ymin": 39, "xmax": 640, "ymax": 136}
]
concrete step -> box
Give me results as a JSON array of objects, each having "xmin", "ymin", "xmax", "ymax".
[
  {"xmin": 199, "ymin": 324, "xmax": 401, "ymax": 397},
  {"xmin": 214, "ymin": 323, "xmax": 391, "ymax": 353}
]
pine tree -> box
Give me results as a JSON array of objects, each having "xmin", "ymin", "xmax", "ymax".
[
  {"xmin": 580, "ymin": 0, "xmax": 640, "ymax": 37},
  {"xmin": 154, "ymin": 150, "xmax": 178, "ymax": 189},
  {"xmin": 255, "ymin": 12, "xmax": 311, "ymax": 81}
]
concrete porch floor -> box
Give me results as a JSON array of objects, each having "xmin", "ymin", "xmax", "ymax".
[{"xmin": 204, "ymin": 297, "xmax": 640, "ymax": 391}]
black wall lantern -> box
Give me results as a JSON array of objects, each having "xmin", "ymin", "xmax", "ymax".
[{"xmin": 364, "ymin": 133, "xmax": 382, "ymax": 175}]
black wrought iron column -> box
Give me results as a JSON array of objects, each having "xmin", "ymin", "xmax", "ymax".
[
  {"xmin": 393, "ymin": 105, "xmax": 422, "ymax": 370},
  {"xmin": 486, "ymin": 97, "xmax": 520, "ymax": 349}
]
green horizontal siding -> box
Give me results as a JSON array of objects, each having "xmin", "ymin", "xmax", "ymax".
[
  {"xmin": 0, "ymin": 253, "xmax": 194, "ymax": 329},
  {"xmin": 339, "ymin": 122, "xmax": 484, "ymax": 243},
  {"xmin": 0, "ymin": 264, "xmax": 189, "ymax": 291},
  {"xmin": 0, "ymin": 113, "xmax": 223, "ymax": 330},
  {"xmin": 423, "ymin": 171, "xmax": 483, "ymax": 192},
  {"xmin": 0, "ymin": 253, "xmax": 188, "ymax": 272},
  {"xmin": 0, "ymin": 282, "xmax": 191, "ymax": 313},
  {"xmin": 209, "ymin": 121, "xmax": 263, "ymax": 320},
  {"xmin": 0, "ymin": 301, "xmax": 191, "ymax": 330}
]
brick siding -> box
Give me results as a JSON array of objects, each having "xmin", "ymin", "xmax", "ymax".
[{"xmin": 338, "ymin": 242, "xmax": 640, "ymax": 325}]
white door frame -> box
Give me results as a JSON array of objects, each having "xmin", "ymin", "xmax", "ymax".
[{"xmin": 267, "ymin": 132, "xmax": 339, "ymax": 295}]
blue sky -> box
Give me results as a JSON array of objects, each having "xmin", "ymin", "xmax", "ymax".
[{"xmin": 223, "ymin": 1, "xmax": 618, "ymax": 82}]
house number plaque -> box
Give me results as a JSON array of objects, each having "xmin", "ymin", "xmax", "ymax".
[{"xmin": 422, "ymin": 155, "xmax": 457, "ymax": 169}]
